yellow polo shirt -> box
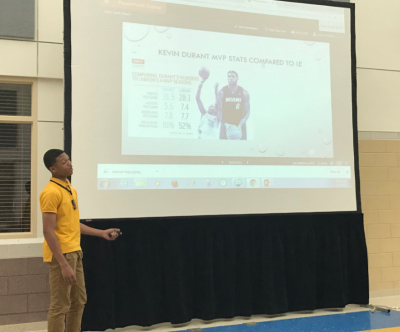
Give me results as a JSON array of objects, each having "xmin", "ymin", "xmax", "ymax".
[{"xmin": 40, "ymin": 177, "xmax": 81, "ymax": 262}]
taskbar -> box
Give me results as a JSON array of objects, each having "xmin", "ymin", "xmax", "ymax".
[{"xmin": 97, "ymin": 177, "xmax": 351, "ymax": 190}]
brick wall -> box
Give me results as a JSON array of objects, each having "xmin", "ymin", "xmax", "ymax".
[
  {"xmin": 359, "ymin": 140, "xmax": 400, "ymax": 293},
  {"xmin": 0, "ymin": 257, "xmax": 49, "ymax": 325}
]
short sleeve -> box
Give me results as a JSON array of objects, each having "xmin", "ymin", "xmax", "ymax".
[{"xmin": 40, "ymin": 190, "xmax": 61, "ymax": 213}]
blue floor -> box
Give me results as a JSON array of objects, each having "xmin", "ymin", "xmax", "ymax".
[{"xmin": 182, "ymin": 311, "xmax": 400, "ymax": 332}]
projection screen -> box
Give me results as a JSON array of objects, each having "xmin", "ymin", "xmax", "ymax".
[{"xmin": 66, "ymin": 0, "xmax": 360, "ymax": 219}]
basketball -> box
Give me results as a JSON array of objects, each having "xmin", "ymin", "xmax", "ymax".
[{"xmin": 198, "ymin": 67, "xmax": 210, "ymax": 80}]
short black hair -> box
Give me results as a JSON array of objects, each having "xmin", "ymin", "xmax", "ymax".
[
  {"xmin": 227, "ymin": 70, "xmax": 238, "ymax": 78},
  {"xmin": 43, "ymin": 149, "xmax": 65, "ymax": 170}
]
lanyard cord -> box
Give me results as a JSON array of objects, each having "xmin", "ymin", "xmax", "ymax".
[
  {"xmin": 50, "ymin": 180, "xmax": 77, "ymax": 210},
  {"xmin": 50, "ymin": 180, "xmax": 73, "ymax": 196}
]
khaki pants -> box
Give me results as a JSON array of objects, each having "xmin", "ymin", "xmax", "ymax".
[{"xmin": 48, "ymin": 251, "xmax": 87, "ymax": 332}]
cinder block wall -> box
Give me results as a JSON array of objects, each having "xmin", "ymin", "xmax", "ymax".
[
  {"xmin": 360, "ymin": 140, "xmax": 400, "ymax": 294},
  {"xmin": 0, "ymin": 258, "xmax": 49, "ymax": 325}
]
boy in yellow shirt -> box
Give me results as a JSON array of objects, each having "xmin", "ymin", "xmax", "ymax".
[{"xmin": 40, "ymin": 149, "xmax": 121, "ymax": 332}]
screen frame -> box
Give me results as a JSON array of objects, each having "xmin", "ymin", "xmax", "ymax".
[{"xmin": 63, "ymin": 0, "xmax": 362, "ymax": 215}]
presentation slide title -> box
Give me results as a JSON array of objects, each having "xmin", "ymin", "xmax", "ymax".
[{"xmin": 158, "ymin": 49, "xmax": 303, "ymax": 66}]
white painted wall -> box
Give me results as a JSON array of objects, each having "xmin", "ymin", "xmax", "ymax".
[
  {"xmin": 0, "ymin": 0, "xmax": 64, "ymax": 257},
  {"xmin": 352, "ymin": 0, "xmax": 400, "ymax": 132}
]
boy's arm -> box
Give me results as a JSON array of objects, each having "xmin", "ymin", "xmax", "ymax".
[{"xmin": 80, "ymin": 223, "xmax": 121, "ymax": 241}]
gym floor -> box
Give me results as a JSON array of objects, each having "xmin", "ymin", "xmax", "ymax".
[{"xmin": 4, "ymin": 296, "xmax": 400, "ymax": 332}]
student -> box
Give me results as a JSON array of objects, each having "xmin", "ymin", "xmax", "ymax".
[{"xmin": 40, "ymin": 149, "xmax": 121, "ymax": 332}]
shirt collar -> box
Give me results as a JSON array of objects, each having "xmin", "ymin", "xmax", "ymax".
[{"xmin": 50, "ymin": 177, "xmax": 71, "ymax": 187}]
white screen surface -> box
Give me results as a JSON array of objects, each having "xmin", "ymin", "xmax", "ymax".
[{"xmin": 70, "ymin": 0, "xmax": 358, "ymax": 219}]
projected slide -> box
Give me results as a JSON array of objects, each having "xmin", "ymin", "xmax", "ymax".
[
  {"xmin": 70, "ymin": 0, "xmax": 358, "ymax": 218},
  {"xmin": 122, "ymin": 23, "xmax": 334, "ymax": 158}
]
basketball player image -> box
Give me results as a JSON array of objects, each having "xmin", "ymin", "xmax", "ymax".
[
  {"xmin": 196, "ymin": 67, "xmax": 221, "ymax": 139},
  {"xmin": 217, "ymin": 71, "xmax": 250, "ymax": 140}
]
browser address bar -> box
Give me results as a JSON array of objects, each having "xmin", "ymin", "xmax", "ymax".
[
  {"xmin": 148, "ymin": 0, "xmax": 345, "ymax": 32},
  {"xmin": 149, "ymin": 0, "xmax": 278, "ymax": 13},
  {"xmin": 149, "ymin": 0, "xmax": 343, "ymax": 17}
]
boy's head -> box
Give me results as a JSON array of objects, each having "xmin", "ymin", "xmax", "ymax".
[{"xmin": 43, "ymin": 149, "xmax": 73, "ymax": 178}]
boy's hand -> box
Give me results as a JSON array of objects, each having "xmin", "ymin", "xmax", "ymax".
[
  {"xmin": 102, "ymin": 228, "xmax": 122, "ymax": 241},
  {"xmin": 61, "ymin": 263, "xmax": 76, "ymax": 285}
]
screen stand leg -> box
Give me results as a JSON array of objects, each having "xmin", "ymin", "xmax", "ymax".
[{"xmin": 360, "ymin": 304, "xmax": 391, "ymax": 313}]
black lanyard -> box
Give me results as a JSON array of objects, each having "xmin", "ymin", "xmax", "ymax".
[
  {"xmin": 50, "ymin": 180, "xmax": 72, "ymax": 194},
  {"xmin": 50, "ymin": 180, "xmax": 77, "ymax": 210}
]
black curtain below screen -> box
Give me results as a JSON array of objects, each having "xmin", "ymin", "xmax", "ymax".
[{"xmin": 80, "ymin": 212, "xmax": 368, "ymax": 331}]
